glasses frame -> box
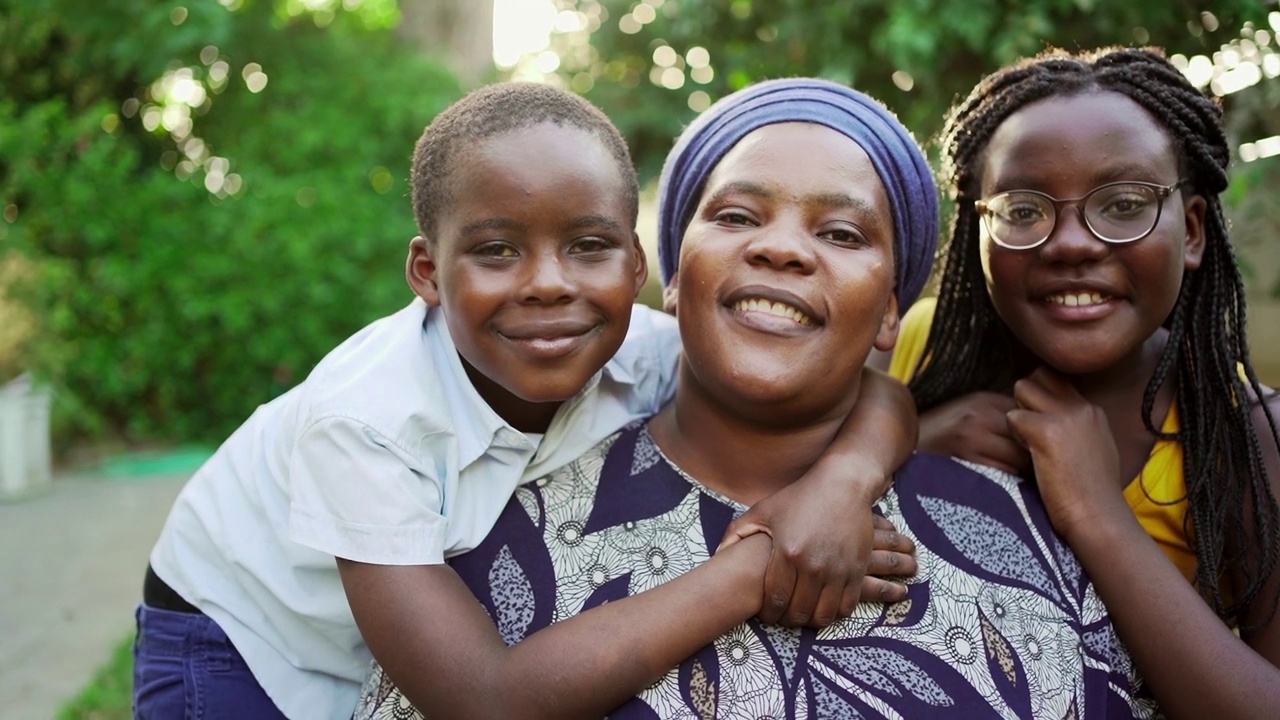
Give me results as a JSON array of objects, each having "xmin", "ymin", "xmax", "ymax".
[{"xmin": 974, "ymin": 179, "xmax": 1192, "ymax": 251}]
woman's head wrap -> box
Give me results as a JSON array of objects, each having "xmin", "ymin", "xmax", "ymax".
[{"xmin": 656, "ymin": 78, "xmax": 938, "ymax": 310}]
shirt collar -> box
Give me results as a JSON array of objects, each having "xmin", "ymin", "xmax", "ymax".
[{"xmin": 424, "ymin": 305, "xmax": 532, "ymax": 468}]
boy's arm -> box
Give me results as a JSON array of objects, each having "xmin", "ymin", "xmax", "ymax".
[
  {"xmin": 721, "ymin": 366, "xmax": 919, "ymax": 627},
  {"xmin": 338, "ymin": 535, "xmax": 770, "ymax": 720}
]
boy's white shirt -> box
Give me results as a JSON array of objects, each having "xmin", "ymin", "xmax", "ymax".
[{"xmin": 148, "ymin": 298, "xmax": 680, "ymax": 720}]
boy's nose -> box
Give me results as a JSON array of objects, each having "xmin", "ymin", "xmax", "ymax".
[{"xmin": 522, "ymin": 255, "xmax": 574, "ymax": 304}]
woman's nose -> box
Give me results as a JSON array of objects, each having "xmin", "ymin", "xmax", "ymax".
[{"xmin": 744, "ymin": 220, "xmax": 817, "ymax": 273}]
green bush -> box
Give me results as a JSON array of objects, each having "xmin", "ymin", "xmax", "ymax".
[{"xmin": 1, "ymin": 1, "xmax": 460, "ymax": 443}]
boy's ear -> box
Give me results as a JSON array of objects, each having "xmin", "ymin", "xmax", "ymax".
[
  {"xmin": 1182, "ymin": 193, "xmax": 1208, "ymax": 271},
  {"xmin": 662, "ymin": 271, "xmax": 679, "ymax": 315},
  {"xmin": 631, "ymin": 232, "xmax": 650, "ymax": 297},
  {"xmin": 406, "ymin": 235, "xmax": 442, "ymax": 306},
  {"xmin": 873, "ymin": 293, "xmax": 900, "ymax": 353}
]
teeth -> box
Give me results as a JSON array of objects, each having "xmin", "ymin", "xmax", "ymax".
[
  {"xmin": 1047, "ymin": 292, "xmax": 1108, "ymax": 307},
  {"xmin": 732, "ymin": 298, "xmax": 814, "ymax": 326}
]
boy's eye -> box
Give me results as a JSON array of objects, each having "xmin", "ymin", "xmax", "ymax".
[
  {"xmin": 472, "ymin": 242, "xmax": 519, "ymax": 259},
  {"xmin": 568, "ymin": 236, "xmax": 616, "ymax": 255}
]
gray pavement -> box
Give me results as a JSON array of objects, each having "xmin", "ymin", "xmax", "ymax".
[{"xmin": 0, "ymin": 471, "xmax": 187, "ymax": 719}]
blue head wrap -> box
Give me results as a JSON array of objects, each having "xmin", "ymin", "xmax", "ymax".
[{"xmin": 656, "ymin": 78, "xmax": 938, "ymax": 311}]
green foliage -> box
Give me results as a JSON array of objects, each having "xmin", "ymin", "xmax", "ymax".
[
  {"xmin": 1, "ymin": 1, "xmax": 460, "ymax": 442},
  {"xmin": 56, "ymin": 633, "xmax": 134, "ymax": 720},
  {"xmin": 546, "ymin": 0, "xmax": 1271, "ymax": 181}
]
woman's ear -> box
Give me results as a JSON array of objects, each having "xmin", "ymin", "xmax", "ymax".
[
  {"xmin": 662, "ymin": 272, "xmax": 679, "ymax": 315},
  {"xmin": 406, "ymin": 235, "xmax": 442, "ymax": 306},
  {"xmin": 874, "ymin": 293, "xmax": 900, "ymax": 352},
  {"xmin": 1182, "ymin": 193, "xmax": 1208, "ymax": 272}
]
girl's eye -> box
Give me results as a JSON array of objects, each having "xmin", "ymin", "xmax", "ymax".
[
  {"xmin": 1098, "ymin": 194, "xmax": 1150, "ymax": 217},
  {"xmin": 1005, "ymin": 203, "xmax": 1048, "ymax": 225}
]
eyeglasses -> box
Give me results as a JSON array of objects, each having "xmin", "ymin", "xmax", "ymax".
[{"xmin": 974, "ymin": 179, "xmax": 1191, "ymax": 250}]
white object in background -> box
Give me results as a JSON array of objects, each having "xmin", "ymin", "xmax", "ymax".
[{"xmin": 0, "ymin": 373, "xmax": 53, "ymax": 501}]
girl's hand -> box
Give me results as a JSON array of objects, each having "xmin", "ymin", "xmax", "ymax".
[
  {"xmin": 1006, "ymin": 368, "xmax": 1131, "ymax": 542},
  {"xmin": 919, "ymin": 391, "xmax": 1031, "ymax": 476}
]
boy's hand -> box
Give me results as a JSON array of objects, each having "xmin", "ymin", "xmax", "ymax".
[
  {"xmin": 919, "ymin": 391, "xmax": 1031, "ymax": 477},
  {"xmin": 720, "ymin": 475, "xmax": 916, "ymax": 629}
]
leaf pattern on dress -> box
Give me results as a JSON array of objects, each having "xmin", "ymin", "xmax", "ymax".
[
  {"xmin": 812, "ymin": 644, "xmax": 953, "ymax": 706},
  {"xmin": 488, "ymin": 545, "xmax": 535, "ymax": 645},
  {"xmin": 689, "ymin": 659, "xmax": 716, "ymax": 720},
  {"xmin": 883, "ymin": 599, "xmax": 912, "ymax": 626},
  {"xmin": 917, "ymin": 494, "xmax": 1062, "ymax": 604},
  {"xmin": 352, "ymin": 429, "xmax": 1156, "ymax": 720},
  {"xmin": 981, "ymin": 610, "xmax": 1018, "ymax": 685}
]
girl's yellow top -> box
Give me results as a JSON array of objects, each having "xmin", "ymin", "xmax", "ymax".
[{"xmin": 890, "ymin": 297, "xmax": 1196, "ymax": 582}]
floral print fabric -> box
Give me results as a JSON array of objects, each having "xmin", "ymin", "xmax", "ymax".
[{"xmin": 355, "ymin": 423, "xmax": 1152, "ymax": 719}]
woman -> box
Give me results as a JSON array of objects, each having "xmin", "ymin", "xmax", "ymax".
[{"xmin": 356, "ymin": 79, "xmax": 1149, "ymax": 718}]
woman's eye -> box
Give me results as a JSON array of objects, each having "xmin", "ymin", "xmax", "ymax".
[
  {"xmin": 713, "ymin": 210, "xmax": 755, "ymax": 227},
  {"xmin": 820, "ymin": 227, "xmax": 866, "ymax": 246}
]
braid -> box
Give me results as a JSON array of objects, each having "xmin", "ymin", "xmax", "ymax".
[{"xmin": 917, "ymin": 47, "xmax": 1280, "ymax": 628}]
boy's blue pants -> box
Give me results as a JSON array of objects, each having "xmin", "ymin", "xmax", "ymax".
[{"xmin": 132, "ymin": 604, "xmax": 288, "ymax": 719}]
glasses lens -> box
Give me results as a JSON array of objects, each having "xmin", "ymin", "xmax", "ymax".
[
  {"xmin": 1084, "ymin": 183, "xmax": 1160, "ymax": 242},
  {"xmin": 981, "ymin": 192, "xmax": 1054, "ymax": 248}
]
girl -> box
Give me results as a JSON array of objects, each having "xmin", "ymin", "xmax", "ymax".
[{"xmin": 889, "ymin": 47, "xmax": 1280, "ymax": 716}]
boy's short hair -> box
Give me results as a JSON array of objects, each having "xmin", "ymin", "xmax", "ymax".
[{"xmin": 411, "ymin": 82, "xmax": 640, "ymax": 238}]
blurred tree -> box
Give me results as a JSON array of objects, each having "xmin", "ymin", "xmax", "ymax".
[
  {"xmin": 398, "ymin": 0, "xmax": 496, "ymax": 85},
  {"xmin": 541, "ymin": 0, "xmax": 1275, "ymax": 181},
  {"xmin": 0, "ymin": 0, "xmax": 461, "ymax": 443}
]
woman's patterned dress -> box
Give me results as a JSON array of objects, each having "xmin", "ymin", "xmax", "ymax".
[{"xmin": 356, "ymin": 423, "xmax": 1153, "ymax": 719}]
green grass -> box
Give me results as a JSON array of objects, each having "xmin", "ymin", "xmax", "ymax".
[{"xmin": 57, "ymin": 634, "xmax": 133, "ymax": 720}]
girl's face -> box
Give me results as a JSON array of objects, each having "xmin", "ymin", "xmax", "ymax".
[
  {"xmin": 672, "ymin": 122, "xmax": 899, "ymax": 423},
  {"xmin": 977, "ymin": 91, "xmax": 1206, "ymax": 377}
]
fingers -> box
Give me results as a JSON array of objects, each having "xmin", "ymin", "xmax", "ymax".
[
  {"xmin": 839, "ymin": 582, "xmax": 859, "ymax": 619},
  {"xmin": 807, "ymin": 583, "xmax": 847, "ymax": 629},
  {"xmin": 975, "ymin": 434, "xmax": 1034, "ymax": 476},
  {"xmin": 718, "ymin": 515, "xmax": 771, "ymax": 552},
  {"xmin": 871, "ymin": 520, "xmax": 915, "ymax": 557},
  {"xmin": 858, "ymin": 576, "xmax": 909, "ymax": 603},
  {"xmin": 867, "ymin": 549, "xmax": 917, "ymax": 579},
  {"xmin": 777, "ymin": 569, "xmax": 822, "ymax": 628},
  {"xmin": 757, "ymin": 551, "xmax": 798, "ymax": 625}
]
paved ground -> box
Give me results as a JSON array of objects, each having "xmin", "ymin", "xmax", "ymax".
[{"xmin": 0, "ymin": 471, "xmax": 188, "ymax": 719}]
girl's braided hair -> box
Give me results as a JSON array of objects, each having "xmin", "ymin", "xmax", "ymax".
[{"xmin": 913, "ymin": 47, "xmax": 1280, "ymax": 627}]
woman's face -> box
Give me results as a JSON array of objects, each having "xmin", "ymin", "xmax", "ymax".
[
  {"xmin": 672, "ymin": 122, "xmax": 899, "ymax": 422},
  {"xmin": 977, "ymin": 91, "xmax": 1206, "ymax": 377}
]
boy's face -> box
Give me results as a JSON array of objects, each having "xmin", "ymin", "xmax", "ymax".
[{"xmin": 409, "ymin": 122, "xmax": 646, "ymax": 413}]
